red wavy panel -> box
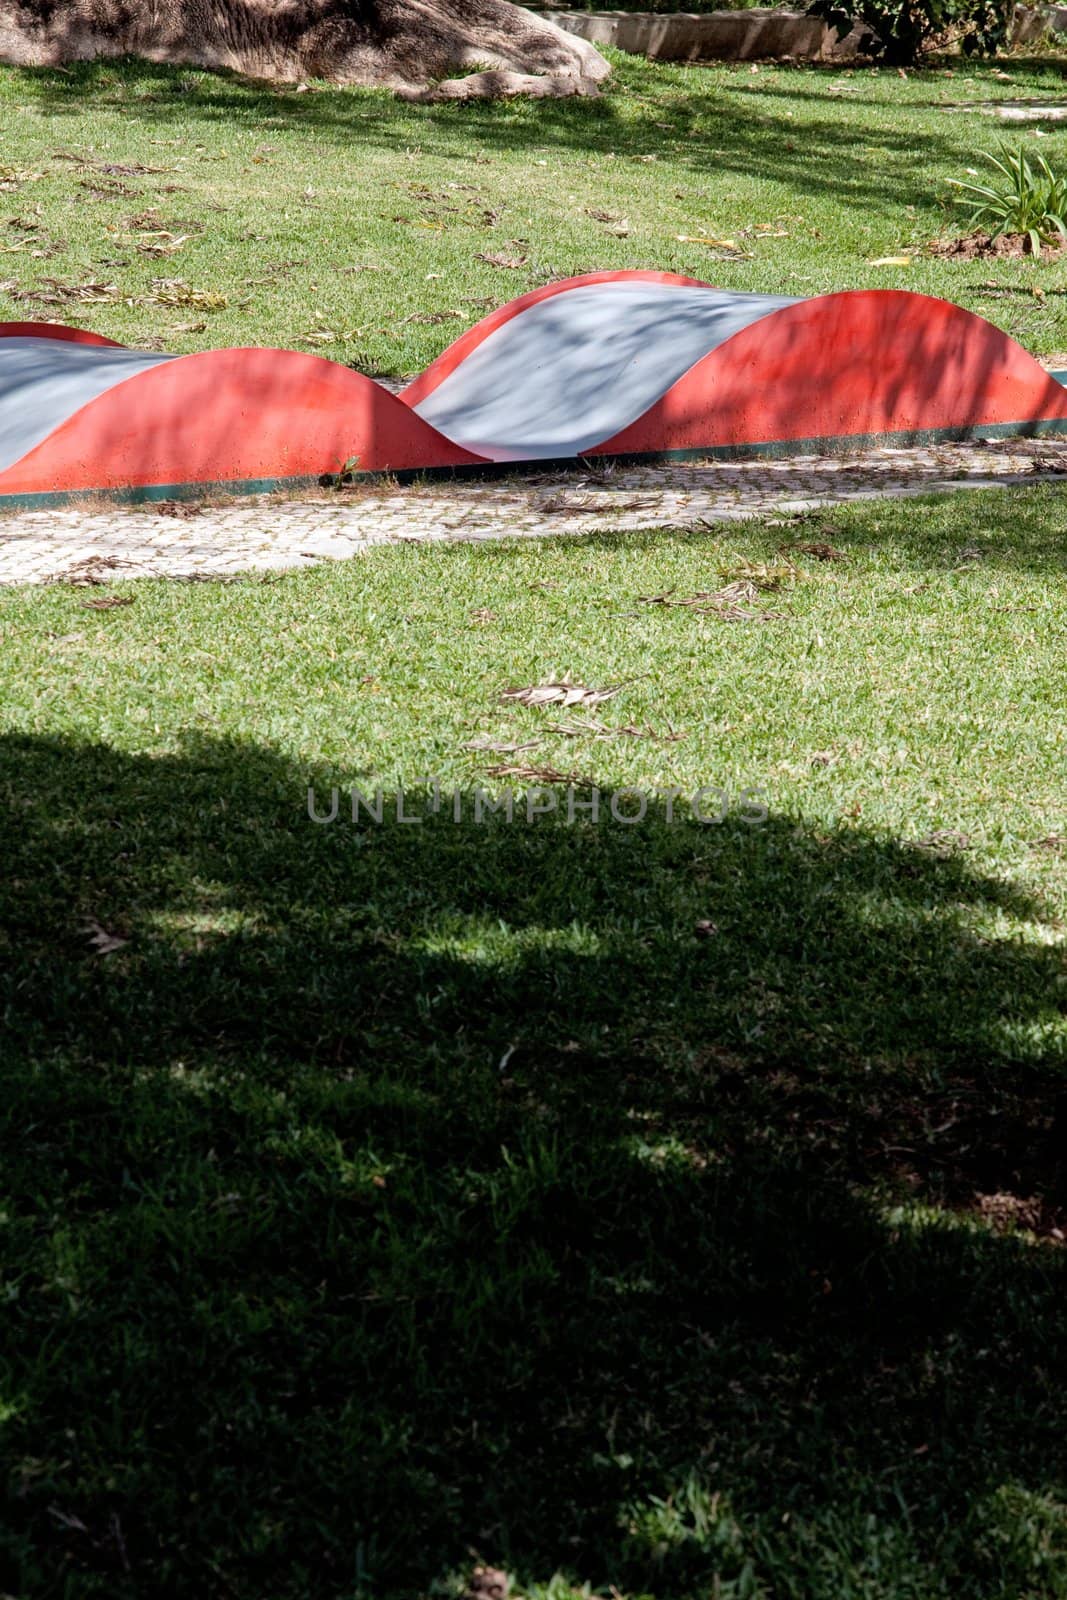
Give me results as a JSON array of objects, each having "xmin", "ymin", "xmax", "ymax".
[
  {"xmin": 591, "ymin": 290, "xmax": 1067, "ymax": 456},
  {"xmin": 0, "ymin": 322, "xmax": 125, "ymax": 347},
  {"xmin": 0, "ymin": 345, "xmax": 483, "ymax": 495}
]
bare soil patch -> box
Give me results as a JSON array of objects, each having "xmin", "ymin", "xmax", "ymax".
[{"xmin": 928, "ymin": 231, "xmax": 1067, "ymax": 259}]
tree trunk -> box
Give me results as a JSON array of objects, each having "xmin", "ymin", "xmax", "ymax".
[{"xmin": 0, "ymin": 0, "xmax": 611, "ymax": 99}]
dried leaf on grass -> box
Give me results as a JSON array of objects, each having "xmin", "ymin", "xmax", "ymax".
[
  {"xmin": 714, "ymin": 580, "xmax": 760, "ymax": 605},
  {"xmin": 712, "ymin": 605, "xmax": 786, "ymax": 623},
  {"xmin": 476, "ymin": 251, "xmax": 528, "ymax": 269},
  {"xmin": 1, "ymin": 228, "xmax": 64, "ymax": 259},
  {"xmin": 464, "ymin": 1566, "xmax": 510, "ymax": 1600},
  {"xmin": 123, "ymin": 208, "xmax": 183, "ymax": 230},
  {"xmin": 639, "ymin": 553, "xmax": 803, "ymax": 616},
  {"xmin": 675, "ymin": 233, "xmax": 753, "ymax": 258},
  {"xmin": 486, "ymin": 762, "xmax": 590, "ymax": 785},
  {"xmin": 146, "ymin": 278, "xmax": 227, "ymax": 309},
  {"xmin": 78, "ymin": 178, "xmax": 140, "ymax": 199},
  {"xmin": 299, "ymin": 329, "xmax": 363, "ymax": 346},
  {"xmin": 84, "ymin": 917, "xmax": 128, "ymax": 955},
  {"xmin": 974, "ymin": 1191, "xmax": 1058, "ymax": 1240},
  {"xmin": 0, "ymin": 168, "xmax": 45, "ymax": 191},
  {"xmin": 402, "ymin": 310, "xmax": 463, "ymax": 324},
  {"xmin": 0, "ymin": 224, "xmax": 64, "ymax": 260},
  {"xmin": 638, "ymin": 585, "xmax": 785, "ymax": 622},
  {"xmin": 5, "ymin": 272, "xmax": 223, "ymax": 309},
  {"xmin": 553, "ymin": 717, "xmax": 685, "ymax": 743},
  {"xmin": 719, "ymin": 556, "xmax": 805, "ymax": 591},
  {"xmin": 53, "ymin": 153, "xmax": 170, "ymax": 175},
  {"xmin": 909, "ymin": 829, "xmax": 973, "ymax": 856},
  {"xmin": 500, "ymin": 676, "xmax": 627, "ymax": 709},
  {"xmin": 464, "ymin": 737, "xmax": 541, "ymax": 755},
  {"xmin": 766, "ymin": 510, "xmax": 838, "ymax": 529},
  {"xmin": 12, "ymin": 277, "xmax": 120, "ymax": 303},
  {"xmin": 135, "ymin": 232, "xmax": 190, "ymax": 257},
  {"xmin": 789, "ymin": 540, "xmax": 846, "ymax": 562},
  {"xmin": 586, "ymin": 207, "xmax": 631, "ymax": 235}
]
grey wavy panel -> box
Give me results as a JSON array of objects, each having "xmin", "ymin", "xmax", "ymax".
[
  {"xmin": 413, "ymin": 282, "xmax": 799, "ymax": 460},
  {"xmin": 0, "ymin": 338, "xmax": 175, "ymax": 475}
]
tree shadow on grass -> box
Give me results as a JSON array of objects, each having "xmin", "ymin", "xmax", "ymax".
[
  {"xmin": 3, "ymin": 54, "xmax": 989, "ymax": 219},
  {"xmin": 0, "ymin": 729, "xmax": 1065, "ymax": 1597}
]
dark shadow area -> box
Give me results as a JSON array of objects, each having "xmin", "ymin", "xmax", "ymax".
[
  {"xmin": 964, "ymin": 281, "xmax": 1067, "ymax": 298},
  {"xmin": 1, "ymin": 729, "xmax": 1065, "ymax": 1597}
]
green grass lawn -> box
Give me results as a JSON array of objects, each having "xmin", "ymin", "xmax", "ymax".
[
  {"xmin": 4, "ymin": 51, "xmax": 1067, "ymax": 374},
  {"xmin": 1, "ymin": 484, "xmax": 1065, "ymax": 1598}
]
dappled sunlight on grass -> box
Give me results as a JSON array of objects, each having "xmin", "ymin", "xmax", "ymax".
[{"xmin": 4, "ymin": 53, "xmax": 1067, "ymax": 374}]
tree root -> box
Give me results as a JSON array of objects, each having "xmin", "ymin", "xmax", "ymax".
[{"xmin": 0, "ymin": 0, "xmax": 612, "ymax": 100}]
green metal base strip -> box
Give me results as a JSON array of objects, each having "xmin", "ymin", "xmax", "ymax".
[
  {"xmin": 3, "ymin": 418, "xmax": 1067, "ymax": 513},
  {"xmin": 0, "ymin": 474, "xmax": 324, "ymax": 516}
]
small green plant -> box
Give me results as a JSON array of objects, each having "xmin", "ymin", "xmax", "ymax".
[
  {"xmin": 620, "ymin": 1476, "xmax": 765, "ymax": 1595},
  {"xmin": 948, "ymin": 144, "xmax": 1067, "ymax": 255},
  {"xmin": 333, "ymin": 451, "xmax": 362, "ymax": 487}
]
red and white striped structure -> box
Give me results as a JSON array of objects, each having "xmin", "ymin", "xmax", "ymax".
[{"xmin": 3, "ymin": 272, "xmax": 1067, "ymax": 505}]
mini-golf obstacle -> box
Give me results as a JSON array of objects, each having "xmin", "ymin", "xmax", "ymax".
[{"xmin": 3, "ymin": 272, "xmax": 1067, "ymax": 507}]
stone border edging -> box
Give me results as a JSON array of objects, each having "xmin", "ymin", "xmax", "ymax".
[
  {"xmin": 540, "ymin": 8, "xmax": 866, "ymax": 62},
  {"xmin": 540, "ymin": 4, "xmax": 1067, "ymax": 62}
]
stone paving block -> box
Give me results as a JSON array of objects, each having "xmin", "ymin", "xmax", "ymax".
[{"xmin": 0, "ymin": 443, "xmax": 1063, "ymax": 586}]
